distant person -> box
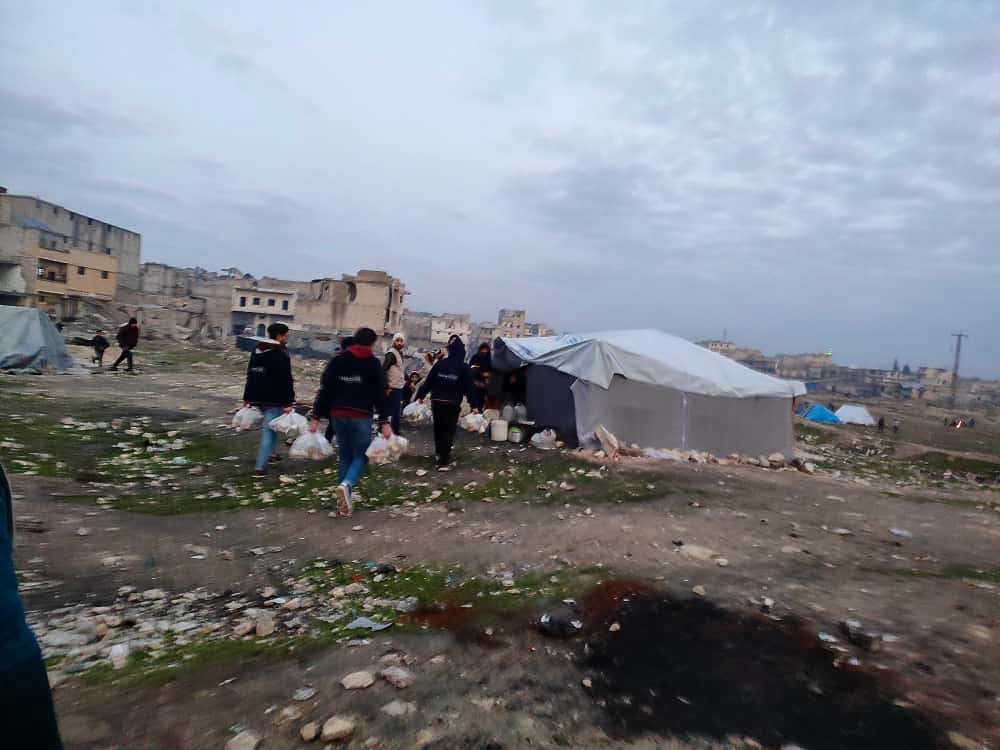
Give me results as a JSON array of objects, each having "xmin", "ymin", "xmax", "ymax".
[
  {"xmin": 383, "ymin": 332, "xmax": 407, "ymax": 435},
  {"xmin": 109, "ymin": 317, "xmax": 140, "ymax": 372},
  {"xmin": 91, "ymin": 329, "xmax": 110, "ymax": 367},
  {"xmin": 310, "ymin": 327, "xmax": 393, "ymax": 516},
  {"xmin": 242, "ymin": 323, "xmax": 295, "ymax": 478},
  {"xmin": 416, "ymin": 337, "xmax": 473, "ymax": 469},
  {"xmin": 325, "ymin": 336, "xmax": 354, "ymax": 443},
  {"xmin": 405, "ymin": 370, "xmax": 422, "ymax": 404},
  {"xmin": 0, "ymin": 465, "xmax": 64, "ymax": 749},
  {"xmin": 892, "ymin": 417, "xmax": 901, "ymax": 434},
  {"xmin": 469, "ymin": 342, "xmax": 492, "ymax": 412},
  {"xmin": 877, "ymin": 416, "xmax": 885, "ymax": 433}
]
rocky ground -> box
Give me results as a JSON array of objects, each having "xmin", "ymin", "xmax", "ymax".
[{"xmin": 3, "ymin": 343, "xmax": 999, "ymax": 749}]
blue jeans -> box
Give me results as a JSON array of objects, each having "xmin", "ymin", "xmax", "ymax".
[
  {"xmin": 333, "ymin": 417, "xmax": 373, "ymax": 487},
  {"xmin": 255, "ymin": 406, "xmax": 284, "ymax": 469}
]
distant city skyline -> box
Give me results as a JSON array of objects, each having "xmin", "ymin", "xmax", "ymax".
[{"xmin": 1, "ymin": 2, "xmax": 997, "ymax": 376}]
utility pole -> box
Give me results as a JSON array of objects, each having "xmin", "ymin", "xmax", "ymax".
[{"xmin": 950, "ymin": 332, "xmax": 967, "ymax": 407}]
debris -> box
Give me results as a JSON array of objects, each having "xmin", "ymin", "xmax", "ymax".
[
  {"xmin": 109, "ymin": 643, "xmax": 129, "ymax": 669},
  {"xmin": 293, "ymin": 687, "xmax": 317, "ymax": 702},
  {"xmin": 345, "ymin": 617, "xmax": 393, "ymax": 632},
  {"xmin": 300, "ymin": 721, "xmax": 318, "ymax": 742},
  {"xmin": 341, "ymin": 670, "xmax": 375, "ymax": 690},
  {"xmin": 889, "ymin": 528, "xmax": 912, "ymax": 538},
  {"xmin": 381, "ymin": 700, "xmax": 417, "ymax": 718},
  {"xmin": 715, "ymin": 558, "xmax": 730, "ymax": 567},
  {"xmin": 320, "ymin": 716, "xmax": 355, "ymax": 742},
  {"xmin": 226, "ymin": 730, "xmax": 262, "ymax": 750},
  {"xmin": 537, "ymin": 612, "xmax": 583, "ymax": 638},
  {"xmin": 381, "ymin": 666, "xmax": 415, "ymax": 689},
  {"xmin": 255, "ymin": 612, "xmax": 275, "ymax": 637},
  {"xmin": 692, "ymin": 585, "xmax": 707, "ymax": 598}
]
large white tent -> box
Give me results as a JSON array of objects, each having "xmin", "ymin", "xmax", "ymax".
[
  {"xmin": 835, "ymin": 404, "xmax": 876, "ymax": 426},
  {"xmin": 0, "ymin": 306, "xmax": 73, "ymax": 373},
  {"xmin": 493, "ymin": 329, "xmax": 805, "ymax": 457}
]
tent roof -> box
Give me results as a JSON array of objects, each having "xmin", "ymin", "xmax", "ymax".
[
  {"xmin": 804, "ymin": 403, "xmax": 841, "ymax": 423},
  {"xmin": 835, "ymin": 404, "xmax": 876, "ymax": 425},
  {"xmin": 498, "ymin": 329, "xmax": 805, "ymax": 398}
]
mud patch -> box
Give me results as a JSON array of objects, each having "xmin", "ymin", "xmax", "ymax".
[{"xmin": 581, "ymin": 582, "xmax": 949, "ymax": 750}]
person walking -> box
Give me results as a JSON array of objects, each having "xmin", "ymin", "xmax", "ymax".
[
  {"xmin": 383, "ymin": 332, "xmax": 407, "ymax": 435},
  {"xmin": 0, "ymin": 465, "xmax": 64, "ymax": 749},
  {"xmin": 416, "ymin": 337, "xmax": 473, "ymax": 469},
  {"xmin": 109, "ymin": 317, "xmax": 140, "ymax": 371},
  {"xmin": 324, "ymin": 336, "xmax": 354, "ymax": 444},
  {"xmin": 877, "ymin": 416, "xmax": 885, "ymax": 433},
  {"xmin": 469, "ymin": 342, "xmax": 492, "ymax": 412},
  {"xmin": 242, "ymin": 323, "xmax": 295, "ymax": 478},
  {"xmin": 91, "ymin": 329, "xmax": 110, "ymax": 367},
  {"xmin": 309, "ymin": 327, "xmax": 392, "ymax": 516}
]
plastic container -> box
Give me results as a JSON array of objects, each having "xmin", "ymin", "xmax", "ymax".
[
  {"xmin": 508, "ymin": 425, "xmax": 524, "ymax": 443},
  {"xmin": 491, "ymin": 419, "xmax": 508, "ymax": 441}
]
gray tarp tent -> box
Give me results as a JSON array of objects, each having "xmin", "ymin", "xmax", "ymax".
[
  {"xmin": 0, "ymin": 306, "xmax": 74, "ymax": 372},
  {"xmin": 493, "ymin": 329, "xmax": 805, "ymax": 457}
]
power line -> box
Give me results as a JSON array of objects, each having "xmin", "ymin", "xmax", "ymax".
[{"xmin": 950, "ymin": 332, "xmax": 967, "ymax": 406}]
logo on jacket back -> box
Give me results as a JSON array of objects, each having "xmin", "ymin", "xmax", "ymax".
[
  {"xmin": 339, "ymin": 375, "xmax": 363, "ymax": 384},
  {"xmin": 250, "ymin": 366, "xmax": 266, "ymax": 375},
  {"xmin": 439, "ymin": 373, "xmax": 459, "ymax": 382}
]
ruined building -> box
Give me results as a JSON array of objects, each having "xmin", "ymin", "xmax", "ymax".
[{"xmin": 0, "ymin": 187, "xmax": 142, "ymax": 319}]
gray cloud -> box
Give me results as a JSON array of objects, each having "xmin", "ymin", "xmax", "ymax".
[{"xmin": 0, "ymin": 1, "xmax": 998, "ymax": 375}]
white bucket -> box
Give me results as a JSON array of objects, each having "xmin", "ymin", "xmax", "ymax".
[{"xmin": 491, "ymin": 419, "xmax": 508, "ymax": 441}]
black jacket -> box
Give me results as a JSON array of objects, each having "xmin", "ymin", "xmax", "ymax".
[
  {"xmin": 416, "ymin": 340, "xmax": 473, "ymax": 405},
  {"xmin": 243, "ymin": 345, "xmax": 295, "ymax": 407},
  {"xmin": 91, "ymin": 335, "xmax": 109, "ymax": 352},
  {"xmin": 313, "ymin": 347, "xmax": 390, "ymax": 423},
  {"xmin": 469, "ymin": 350, "xmax": 492, "ymax": 383}
]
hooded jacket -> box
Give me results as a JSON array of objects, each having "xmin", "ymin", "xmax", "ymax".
[
  {"xmin": 383, "ymin": 333, "xmax": 406, "ymax": 390},
  {"xmin": 242, "ymin": 341, "xmax": 295, "ymax": 407},
  {"xmin": 313, "ymin": 345, "xmax": 390, "ymax": 423},
  {"xmin": 469, "ymin": 348, "xmax": 492, "ymax": 384},
  {"xmin": 416, "ymin": 339, "xmax": 473, "ymax": 405},
  {"xmin": 116, "ymin": 323, "xmax": 139, "ymax": 349}
]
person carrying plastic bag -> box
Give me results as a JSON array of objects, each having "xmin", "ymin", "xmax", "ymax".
[
  {"xmin": 366, "ymin": 433, "xmax": 409, "ymax": 465},
  {"xmin": 269, "ymin": 410, "xmax": 309, "ymax": 440},
  {"xmin": 415, "ymin": 337, "xmax": 474, "ymax": 469},
  {"xmin": 289, "ymin": 431, "xmax": 335, "ymax": 460},
  {"xmin": 241, "ymin": 323, "xmax": 296, "ymax": 478},
  {"xmin": 309, "ymin": 327, "xmax": 393, "ymax": 516}
]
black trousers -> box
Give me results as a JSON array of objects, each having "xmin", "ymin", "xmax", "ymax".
[
  {"xmin": 111, "ymin": 347, "xmax": 133, "ymax": 370},
  {"xmin": 431, "ymin": 401, "xmax": 461, "ymax": 465}
]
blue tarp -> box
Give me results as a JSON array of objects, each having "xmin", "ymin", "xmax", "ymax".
[{"xmin": 803, "ymin": 403, "xmax": 841, "ymax": 424}]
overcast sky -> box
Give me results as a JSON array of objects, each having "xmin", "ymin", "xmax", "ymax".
[{"xmin": 2, "ymin": 1, "xmax": 998, "ymax": 376}]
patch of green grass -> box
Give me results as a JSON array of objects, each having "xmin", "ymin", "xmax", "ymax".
[
  {"xmin": 905, "ymin": 451, "xmax": 1000, "ymax": 476},
  {"xmin": 863, "ymin": 564, "xmax": 1000, "ymax": 583}
]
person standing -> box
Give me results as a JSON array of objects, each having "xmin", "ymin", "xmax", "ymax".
[
  {"xmin": 309, "ymin": 327, "xmax": 392, "ymax": 516},
  {"xmin": 877, "ymin": 416, "xmax": 885, "ymax": 433},
  {"xmin": 0, "ymin": 465, "xmax": 64, "ymax": 749},
  {"xmin": 242, "ymin": 323, "xmax": 295, "ymax": 478},
  {"xmin": 416, "ymin": 337, "xmax": 473, "ymax": 469},
  {"xmin": 91, "ymin": 329, "xmax": 109, "ymax": 367},
  {"xmin": 469, "ymin": 342, "xmax": 492, "ymax": 412},
  {"xmin": 109, "ymin": 317, "xmax": 140, "ymax": 371},
  {"xmin": 383, "ymin": 332, "xmax": 407, "ymax": 435}
]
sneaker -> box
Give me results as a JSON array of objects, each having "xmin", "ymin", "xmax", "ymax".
[
  {"xmin": 267, "ymin": 454, "xmax": 283, "ymax": 464},
  {"xmin": 336, "ymin": 483, "xmax": 353, "ymax": 516},
  {"xmin": 252, "ymin": 467, "xmax": 267, "ymax": 479}
]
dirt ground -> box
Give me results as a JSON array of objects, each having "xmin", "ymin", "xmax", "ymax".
[{"xmin": 3, "ymin": 344, "xmax": 999, "ymax": 749}]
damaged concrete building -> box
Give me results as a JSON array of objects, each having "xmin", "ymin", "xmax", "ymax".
[{"xmin": 131, "ymin": 264, "xmax": 406, "ymax": 342}]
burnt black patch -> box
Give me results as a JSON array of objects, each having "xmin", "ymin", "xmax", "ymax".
[{"xmin": 581, "ymin": 582, "xmax": 949, "ymax": 750}]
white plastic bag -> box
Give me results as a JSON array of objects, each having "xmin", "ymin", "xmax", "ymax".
[
  {"xmin": 366, "ymin": 434, "xmax": 409, "ymax": 465},
  {"xmin": 232, "ymin": 406, "xmax": 263, "ymax": 431},
  {"xmin": 402, "ymin": 401, "xmax": 432, "ymax": 425},
  {"xmin": 289, "ymin": 431, "xmax": 334, "ymax": 460},
  {"xmin": 530, "ymin": 428, "xmax": 558, "ymax": 450},
  {"xmin": 460, "ymin": 413, "xmax": 488, "ymax": 433},
  {"xmin": 268, "ymin": 411, "xmax": 309, "ymax": 439}
]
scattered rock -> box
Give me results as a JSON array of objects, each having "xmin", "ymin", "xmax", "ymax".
[
  {"xmin": 233, "ymin": 620, "xmax": 255, "ymax": 637},
  {"xmin": 293, "ymin": 687, "xmax": 317, "ymax": 702},
  {"xmin": 141, "ymin": 588, "xmax": 166, "ymax": 601},
  {"xmin": 715, "ymin": 557, "xmax": 730, "ymax": 567},
  {"xmin": 415, "ymin": 729, "xmax": 434, "ymax": 748},
  {"xmin": 255, "ymin": 613, "xmax": 276, "ymax": 637},
  {"xmin": 381, "ymin": 699, "xmax": 417, "ymax": 718},
  {"xmin": 226, "ymin": 730, "xmax": 261, "ymax": 750},
  {"xmin": 300, "ymin": 721, "xmax": 318, "ymax": 742},
  {"xmin": 321, "ymin": 716, "xmax": 355, "ymax": 742},
  {"xmin": 109, "ymin": 643, "xmax": 129, "ymax": 669},
  {"xmin": 679, "ymin": 544, "xmax": 717, "ymax": 562},
  {"xmin": 341, "ymin": 670, "xmax": 375, "ymax": 690},
  {"xmin": 692, "ymin": 585, "xmax": 707, "ymax": 598},
  {"xmin": 381, "ymin": 666, "xmax": 415, "ymax": 689},
  {"xmin": 275, "ymin": 705, "xmax": 303, "ymax": 725}
]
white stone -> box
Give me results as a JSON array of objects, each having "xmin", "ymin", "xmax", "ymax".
[
  {"xmin": 142, "ymin": 588, "xmax": 166, "ymax": 601},
  {"xmin": 381, "ymin": 699, "xmax": 417, "ymax": 718},
  {"xmin": 341, "ymin": 670, "xmax": 375, "ymax": 689},
  {"xmin": 300, "ymin": 721, "xmax": 318, "ymax": 742},
  {"xmin": 293, "ymin": 687, "xmax": 317, "ymax": 701},
  {"xmin": 225, "ymin": 730, "xmax": 261, "ymax": 750},
  {"xmin": 321, "ymin": 716, "xmax": 355, "ymax": 742},
  {"xmin": 692, "ymin": 585, "xmax": 707, "ymax": 598},
  {"xmin": 381, "ymin": 666, "xmax": 415, "ymax": 689},
  {"xmin": 109, "ymin": 643, "xmax": 129, "ymax": 669}
]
